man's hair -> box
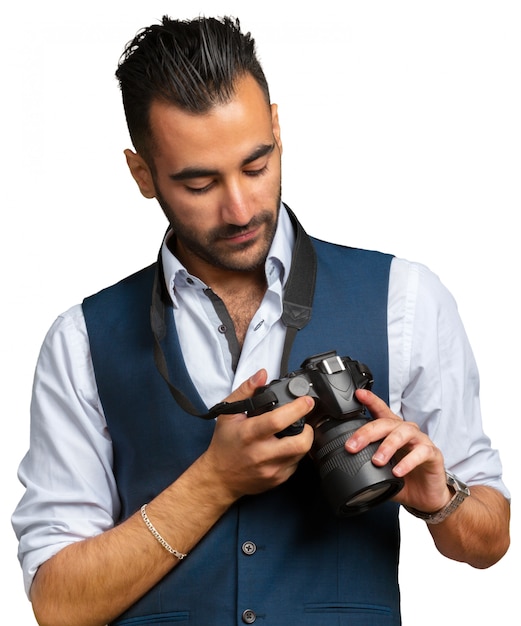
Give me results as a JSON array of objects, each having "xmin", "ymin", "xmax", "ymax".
[{"xmin": 115, "ymin": 15, "xmax": 271, "ymax": 158}]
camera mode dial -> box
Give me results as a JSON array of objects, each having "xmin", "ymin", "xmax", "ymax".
[{"xmin": 287, "ymin": 376, "xmax": 311, "ymax": 398}]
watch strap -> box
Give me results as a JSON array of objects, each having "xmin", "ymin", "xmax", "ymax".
[{"xmin": 404, "ymin": 470, "xmax": 470, "ymax": 525}]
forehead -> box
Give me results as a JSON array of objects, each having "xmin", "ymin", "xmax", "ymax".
[{"xmin": 148, "ymin": 75, "xmax": 274, "ymax": 169}]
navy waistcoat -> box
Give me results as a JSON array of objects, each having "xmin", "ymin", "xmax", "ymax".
[{"xmin": 83, "ymin": 235, "xmax": 400, "ymax": 625}]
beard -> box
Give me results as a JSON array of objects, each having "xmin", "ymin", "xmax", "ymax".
[{"xmin": 156, "ymin": 189, "xmax": 282, "ymax": 273}]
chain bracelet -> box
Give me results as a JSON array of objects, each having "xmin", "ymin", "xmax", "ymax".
[{"xmin": 140, "ymin": 503, "xmax": 187, "ymax": 560}]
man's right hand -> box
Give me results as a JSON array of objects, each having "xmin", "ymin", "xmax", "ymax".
[{"xmin": 200, "ymin": 369, "xmax": 315, "ymax": 501}]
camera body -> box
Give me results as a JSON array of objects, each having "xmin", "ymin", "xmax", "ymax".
[{"xmin": 250, "ymin": 351, "xmax": 404, "ymax": 516}]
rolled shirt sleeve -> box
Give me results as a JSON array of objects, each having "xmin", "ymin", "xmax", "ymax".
[
  {"xmin": 388, "ymin": 258, "xmax": 509, "ymax": 497},
  {"xmin": 12, "ymin": 305, "xmax": 120, "ymax": 596}
]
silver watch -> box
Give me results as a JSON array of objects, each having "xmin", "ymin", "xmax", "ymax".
[{"xmin": 404, "ymin": 470, "xmax": 470, "ymax": 525}]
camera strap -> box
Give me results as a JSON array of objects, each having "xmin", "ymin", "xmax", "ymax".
[{"xmin": 150, "ymin": 206, "xmax": 317, "ymax": 419}]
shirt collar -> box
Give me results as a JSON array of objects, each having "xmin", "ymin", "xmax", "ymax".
[{"xmin": 160, "ymin": 202, "xmax": 295, "ymax": 306}]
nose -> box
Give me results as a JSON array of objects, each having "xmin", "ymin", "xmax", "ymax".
[{"xmin": 220, "ymin": 179, "xmax": 254, "ymax": 226}]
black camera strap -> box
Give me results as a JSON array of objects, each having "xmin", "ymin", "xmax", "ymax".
[{"xmin": 150, "ymin": 206, "xmax": 317, "ymax": 419}]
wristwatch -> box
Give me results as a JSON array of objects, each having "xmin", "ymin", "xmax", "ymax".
[{"xmin": 404, "ymin": 470, "xmax": 470, "ymax": 525}]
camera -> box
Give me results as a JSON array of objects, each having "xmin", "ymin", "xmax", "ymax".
[{"xmin": 249, "ymin": 350, "xmax": 404, "ymax": 516}]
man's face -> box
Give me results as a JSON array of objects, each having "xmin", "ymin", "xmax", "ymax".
[{"xmin": 129, "ymin": 74, "xmax": 283, "ymax": 282}]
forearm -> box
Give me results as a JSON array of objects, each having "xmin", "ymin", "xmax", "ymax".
[
  {"xmin": 428, "ymin": 485, "xmax": 510, "ymax": 569},
  {"xmin": 28, "ymin": 375, "xmax": 313, "ymax": 626},
  {"xmin": 30, "ymin": 454, "xmax": 236, "ymax": 626}
]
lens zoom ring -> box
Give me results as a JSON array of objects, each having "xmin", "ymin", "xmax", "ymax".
[{"xmin": 316, "ymin": 433, "xmax": 379, "ymax": 479}]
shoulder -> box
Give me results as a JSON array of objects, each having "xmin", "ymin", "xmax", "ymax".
[
  {"xmin": 312, "ymin": 237, "xmax": 393, "ymax": 261},
  {"xmin": 311, "ymin": 238, "xmax": 394, "ymax": 283},
  {"xmin": 41, "ymin": 304, "xmax": 89, "ymax": 356},
  {"xmin": 389, "ymin": 257, "xmax": 459, "ymax": 319},
  {"xmin": 83, "ymin": 263, "xmax": 157, "ymax": 307}
]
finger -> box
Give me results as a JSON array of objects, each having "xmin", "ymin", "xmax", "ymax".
[
  {"xmin": 248, "ymin": 396, "xmax": 315, "ymax": 440},
  {"xmin": 224, "ymin": 370, "xmax": 268, "ymax": 404},
  {"xmin": 355, "ymin": 388, "xmax": 400, "ymax": 421},
  {"xmin": 346, "ymin": 389, "xmax": 402, "ymax": 454}
]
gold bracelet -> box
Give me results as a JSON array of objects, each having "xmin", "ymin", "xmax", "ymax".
[{"xmin": 140, "ymin": 504, "xmax": 187, "ymax": 560}]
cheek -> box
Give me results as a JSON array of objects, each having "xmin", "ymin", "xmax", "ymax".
[{"xmin": 170, "ymin": 197, "xmax": 221, "ymax": 231}]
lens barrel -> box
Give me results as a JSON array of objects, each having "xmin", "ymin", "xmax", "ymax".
[{"xmin": 312, "ymin": 418, "xmax": 404, "ymax": 516}]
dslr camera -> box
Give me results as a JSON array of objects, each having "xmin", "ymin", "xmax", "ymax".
[{"xmin": 250, "ymin": 350, "xmax": 404, "ymax": 516}]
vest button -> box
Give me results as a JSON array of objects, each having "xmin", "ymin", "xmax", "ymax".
[
  {"xmin": 241, "ymin": 541, "xmax": 257, "ymax": 555},
  {"xmin": 242, "ymin": 609, "xmax": 257, "ymax": 624}
]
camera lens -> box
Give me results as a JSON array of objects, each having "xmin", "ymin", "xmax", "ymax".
[
  {"xmin": 312, "ymin": 418, "xmax": 404, "ymax": 516},
  {"xmin": 344, "ymin": 484, "xmax": 393, "ymax": 507}
]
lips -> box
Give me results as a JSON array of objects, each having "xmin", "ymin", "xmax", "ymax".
[
  {"xmin": 222, "ymin": 227, "xmax": 259, "ymax": 245},
  {"xmin": 215, "ymin": 220, "xmax": 266, "ymax": 248}
]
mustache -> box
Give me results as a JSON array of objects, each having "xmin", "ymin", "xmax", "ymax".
[{"xmin": 210, "ymin": 211, "xmax": 273, "ymax": 240}]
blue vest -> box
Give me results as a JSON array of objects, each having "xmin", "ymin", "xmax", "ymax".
[{"xmin": 83, "ymin": 237, "xmax": 400, "ymax": 625}]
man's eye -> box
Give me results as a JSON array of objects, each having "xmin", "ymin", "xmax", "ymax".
[
  {"xmin": 244, "ymin": 165, "xmax": 268, "ymax": 177},
  {"xmin": 186, "ymin": 182, "xmax": 214, "ymax": 194}
]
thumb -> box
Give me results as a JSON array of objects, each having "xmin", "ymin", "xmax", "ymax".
[{"xmin": 224, "ymin": 369, "xmax": 268, "ymax": 404}]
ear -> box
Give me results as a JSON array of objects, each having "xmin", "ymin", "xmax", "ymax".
[
  {"xmin": 124, "ymin": 149, "xmax": 156, "ymax": 199},
  {"xmin": 271, "ymin": 103, "xmax": 283, "ymax": 154}
]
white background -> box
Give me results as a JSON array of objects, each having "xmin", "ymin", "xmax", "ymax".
[{"xmin": 1, "ymin": 1, "xmax": 519, "ymax": 624}]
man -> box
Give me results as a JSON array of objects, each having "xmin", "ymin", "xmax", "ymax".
[{"xmin": 12, "ymin": 15, "xmax": 510, "ymax": 626}]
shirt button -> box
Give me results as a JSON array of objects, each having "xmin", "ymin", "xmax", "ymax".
[
  {"xmin": 218, "ymin": 324, "xmax": 227, "ymax": 334},
  {"xmin": 186, "ymin": 277, "xmax": 194, "ymax": 285},
  {"xmin": 242, "ymin": 609, "xmax": 256, "ymax": 624},
  {"xmin": 241, "ymin": 541, "xmax": 257, "ymax": 555}
]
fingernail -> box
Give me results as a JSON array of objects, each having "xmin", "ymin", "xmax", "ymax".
[
  {"xmin": 250, "ymin": 371, "xmax": 263, "ymax": 385},
  {"xmin": 346, "ymin": 437, "xmax": 359, "ymax": 451}
]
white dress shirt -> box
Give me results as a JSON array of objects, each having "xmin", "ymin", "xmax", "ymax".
[{"xmin": 12, "ymin": 206, "xmax": 509, "ymax": 596}]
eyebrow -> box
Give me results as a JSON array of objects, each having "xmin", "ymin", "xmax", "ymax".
[{"xmin": 168, "ymin": 143, "xmax": 275, "ymax": 182}]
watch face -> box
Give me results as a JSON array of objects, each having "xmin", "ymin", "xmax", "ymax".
[{"xmin": 446, "ymin": 470, "xmax": 470, "ymax": 495}]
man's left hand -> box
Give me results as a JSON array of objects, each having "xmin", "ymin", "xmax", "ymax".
[{"xmin": 346, "ymin": 388, "xmax": 452, "ymax": 514}]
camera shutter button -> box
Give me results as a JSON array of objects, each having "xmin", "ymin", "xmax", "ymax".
[{"xmin": 287, "ymin": 376, "xmax": 311, "ymax": 398}]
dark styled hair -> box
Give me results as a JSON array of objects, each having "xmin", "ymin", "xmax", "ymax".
[{"xmin": 115, "ymin": 15, "xmax": 270, "ymax": 157}]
